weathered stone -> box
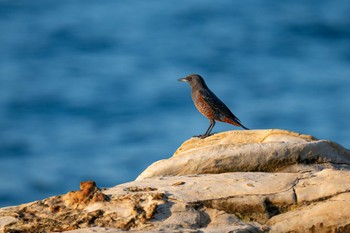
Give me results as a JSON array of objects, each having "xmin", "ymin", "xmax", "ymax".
[
  {"xmin": 2, "ymin": 169, "xmax": 350, "ymax": 232},
  {"xmin": 0, "ymin": 182, "xmax": 165, "ymax": 232},
  {"xmin": 63, "ymin": 180, "xmax": 109, "ymax": 209},
  {"xmin": 1, "ymin": 129, "xmax": 350, "ymax": 233},
  {"xmin": 267, "ymin": 193, "xmax": 350, "ymax": 233},
  {"xmin": 137, "ymin": 129, "xmax": 350, "ymax": 180}
]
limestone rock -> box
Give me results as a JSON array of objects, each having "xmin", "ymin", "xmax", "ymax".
[
  {"xmin": 1, "ymin": 169, "xmax": 350, "ymax": 232},
  {"xmin": 0, "ymin": 181, "xmax": 165, "ymax": 232},
  {"xmin": 267, "ymin": 192, "xmax": 350, "ymax": 233},
  {"xmin": 137, "ymin": 129, "xmax": 350, "ymax": 180},
  {"xmin": 1, "ymin": 129, "xmax": 350, "ymax": 233},
  {"xmin": 63, "ymin": 180, "xmax": 109, "ymax": 209}
]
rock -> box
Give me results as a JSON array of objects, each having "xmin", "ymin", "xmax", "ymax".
[
  {"xmin": 267, "ymin": 192, "xmax": 350, "ymax": 233},
  {"xmin": 137, "ymin": 129, "xmax": 350, "ymax": 180},
  {"xmin": 1, "ymin": 129, "xmax": 350, "ymax": 232},
  {"xmin": 0, "ymin": 181, "xmax": 165, "ymax": 232},
  {"xmin": 63, "ymin": 180, "xmax": 109, "ymax": 209}
]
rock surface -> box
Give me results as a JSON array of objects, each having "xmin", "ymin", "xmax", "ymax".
[
  {"xmin": 137, "ymin": 129, "xmax": 350, "ymax": 180},
  {"xmin": 1, "ymin": 129, "xmax": 350, "ymax": 233}
]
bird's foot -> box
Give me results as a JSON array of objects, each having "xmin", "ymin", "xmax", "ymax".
[{"xmin": 193, "ymin": 133, "xmax": 213, "ymax": 139}]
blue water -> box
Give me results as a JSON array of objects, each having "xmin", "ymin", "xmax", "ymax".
[{"xmin": 1, "ymin": 0, "xmax": 350, "ymax": 207}]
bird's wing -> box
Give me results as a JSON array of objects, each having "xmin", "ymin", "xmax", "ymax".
[{"xmin": 199, "ymin": 88, "xmax": 242, "ymax": 123}]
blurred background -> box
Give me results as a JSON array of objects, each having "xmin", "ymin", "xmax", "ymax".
[{"xmin": 1, "ymin": 0, "xmax": 350, "ymax": 207}]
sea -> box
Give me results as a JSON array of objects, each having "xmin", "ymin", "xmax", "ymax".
[{"xmin": 1, "ymin": 0, "xmax": 350, "ymax": 207}]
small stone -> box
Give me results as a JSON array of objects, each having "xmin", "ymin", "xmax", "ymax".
[{"xmin": 172, "ymin": 181, "xmax": 186, "ymax": 186}]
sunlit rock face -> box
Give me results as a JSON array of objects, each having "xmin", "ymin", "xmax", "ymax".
[{"xmin": 1, "ymin": 129, "xmax": 350, "ymax": 233}]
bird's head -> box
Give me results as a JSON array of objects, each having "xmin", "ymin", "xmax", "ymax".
[{"xmin": 178, "ymin": 74, "xmax": 206, "ymax": 89}]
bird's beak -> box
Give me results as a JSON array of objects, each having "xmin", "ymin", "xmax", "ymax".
[{"xmin": 178, "ymin": 77, "xmax": 188, "ymax": 82}]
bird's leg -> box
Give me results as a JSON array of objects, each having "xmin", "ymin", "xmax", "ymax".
[
  {"xmin": 195, "ymin": 120, "xmax": 215, "ymax": 139},
  {"xmin": 205, "ymin": 120, "xmax": 215, "ymax": 136}
]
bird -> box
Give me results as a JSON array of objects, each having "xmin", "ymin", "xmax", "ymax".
[{"xmin": 178, "ymin": 74, "xmax": 249, "ymax": 138}]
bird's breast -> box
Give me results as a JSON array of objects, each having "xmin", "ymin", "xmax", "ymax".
[{"xmin": 191, "ymin": 91, "xmax": 216, "ymax": 120}]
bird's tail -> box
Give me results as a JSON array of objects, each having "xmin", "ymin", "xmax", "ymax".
[
  {"xmin": 222, "ymin": 117, "xmax": 249, "ymax": 130},
  {"xmin": 239, "ymin": 123, "xmax": 249, "ymax": 130}
]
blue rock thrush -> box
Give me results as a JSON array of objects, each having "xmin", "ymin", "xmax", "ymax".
[{"xmin": 178, "ymin": 74, "xmax": 249, "ymax": 138}]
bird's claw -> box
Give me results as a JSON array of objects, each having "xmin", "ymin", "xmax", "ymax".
[{"xmin": 193, "ymin": 134, "xmax": 213, "ymax": 139}]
